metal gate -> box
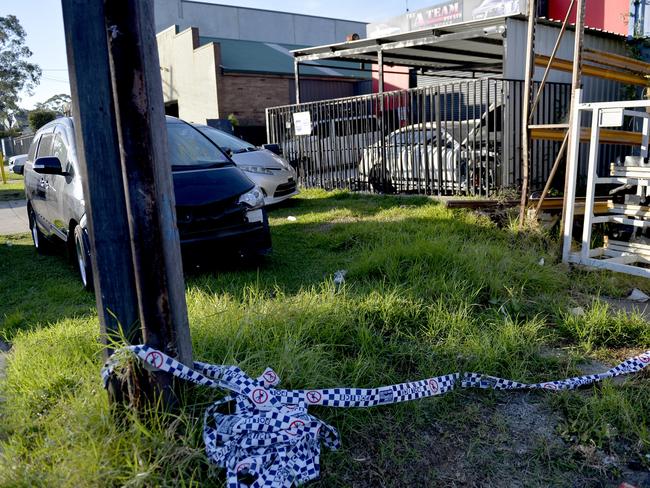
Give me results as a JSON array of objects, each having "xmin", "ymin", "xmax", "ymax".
[{"xmin": 266, "ymin": 78, "xmax": 571, "ymax": 197}]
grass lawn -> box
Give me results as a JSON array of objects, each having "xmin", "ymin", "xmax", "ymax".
[
  {"xmin": 0, "ymin": 170, "xmax": 25, "ymax": 202},
  {"xmin": 0, "ymin": 189, "xmax": 649, "ymax": 487}
]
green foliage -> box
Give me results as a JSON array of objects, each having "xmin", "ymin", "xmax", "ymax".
[
  {"xmin": 35, "ymin": 93, "xmax": 71, "ymax": 115},
  {"xmin": 0, "ymin": 15, "xmax": 41, "ymax": 129},
  {"xmin": 0, "ymin": 190, "xmax": 647, "ymax": 486},
  {"xmin": 557, "ymin": 301, "xmax": 650, "ymax": 352},
  {"xmin": 28, "ymin": 108, "xmax": 56, "ymax": 131},
  {"xmin": 0, "ymin": 127, "xmax": 20, "ymax": 138},
  {"xmin": 227, "ymin": 113, "xmax": 239, "ymax": 127},
  {"xmin": 552, "ymin": 379, "xmax": 650, "ymax": 455}
]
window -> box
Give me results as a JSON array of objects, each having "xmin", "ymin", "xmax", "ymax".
[
  {"xmin": 313, "ymin": 121, "xmax": 330, "ymax": 138},
  {"xmin": 333, "ymin": 118, "xmax": 378, "ymax": 137},
  {"xmin": 166, "ymin": 120, "xmax": 231, "ymax": 169},
  {"xmin": 389, "ymin": 131, "xmax": 432, "ymax": 146},
  {"xmin": 51, "ymin": 133, "xmax": 68, "ymax": 165},
  {"xmin": 36, "ymin": 133, "xmax": 54, "ymax": 159},
  {"xmin": 27, "ymin": 135, "xmax": 40, "ymax": 162},
  {"xmin": 194, "ymin": 125, "xmax": 255, "ymax": 154}
]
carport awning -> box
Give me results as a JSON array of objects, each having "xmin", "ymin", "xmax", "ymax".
[{"xmin": 292, "ymin": 17, "xmax": 508, "ymax": 73}]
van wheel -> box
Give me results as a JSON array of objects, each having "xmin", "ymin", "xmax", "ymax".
[
  {"xmin": 74, "ymin": 225, "xmax": 93, "ymax": 291},
  {"xmin": 28, "ymin": 206, "xmax": 53, "ymax": 255}
]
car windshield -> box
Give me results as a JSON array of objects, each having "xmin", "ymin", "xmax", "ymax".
[
  {"xmin": 194, "ymin": 125, "xmax": 257, "ymax": 154},
  {"xmin": 167, "ymin": 120, "xmax": 232, "ymax": 169},
  {"xmin": 389, "ymin": 130, "xmax": 435, "ymax": 145}
]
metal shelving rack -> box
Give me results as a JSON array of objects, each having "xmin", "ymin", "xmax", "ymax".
[{"xmin": 562, "ymin": 95, "xmax": 650, "ymax": 278}]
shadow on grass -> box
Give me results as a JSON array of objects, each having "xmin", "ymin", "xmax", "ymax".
[
  {"xmin": 0, "ymin": 234, "xmax": 95, "ymax": 340},
  {"xmin": 0, "ymin": 188, "xmax": 25, "ymax": 202}
]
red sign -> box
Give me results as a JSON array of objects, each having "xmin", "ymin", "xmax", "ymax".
[
  {"xmin": 251, "ymin": 388, "xmax": 269, "ymax": 404},
  {"xmin": 287, "ymin": 420, "xmax": 305, "ymax": 436},
  {"xmin": 306, "ymin": 391, "xmax": 322, "ymax": 404},
  {"xmin": 263, "ymin": 370, "xmax": 278, "ymax": 383},
  {"xmin": 145, "ymin": 351, "xmax": 163, "ymax": 369}
]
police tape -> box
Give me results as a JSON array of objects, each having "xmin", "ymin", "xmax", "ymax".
[{"xmin": 102, "ymin": 345, "xmax": 650, "ymax": 488}]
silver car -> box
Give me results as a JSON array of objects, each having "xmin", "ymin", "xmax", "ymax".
[
  {"xmin": 358, "ymin": 123, "xmax": 462, "ymax": 193},
  {"xmin": 194, "ymin": 125, "xmax": 299, "ymax": 206},
  {"xmin": 9, "ymin": 154, "xmax": 27, "ymax": 175}
]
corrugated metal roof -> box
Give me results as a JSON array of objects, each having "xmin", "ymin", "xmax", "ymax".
[
  {"xmin": 198, "ymin": 36, "xmax": 370, "ymax": 79},
  {"xmin": 291, "ymin": 17, "xmax": 507, "ymax": 71},
  {"xmin": 290, "ymin": 14, "xmax": 627, "ymax": 71}
]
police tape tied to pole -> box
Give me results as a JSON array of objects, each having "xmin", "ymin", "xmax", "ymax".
[{"xmin": 102, "ymin": 345, "xmax": 650, "ymax": 488}]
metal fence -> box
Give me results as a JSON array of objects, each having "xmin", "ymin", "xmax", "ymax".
[
  {"xmin": 266, "ymin": 78, "xmax": 573, "ymax": 197},
  {"xmin": 11, "ymin": 134, "xmax": 34, "ymax": 157}
]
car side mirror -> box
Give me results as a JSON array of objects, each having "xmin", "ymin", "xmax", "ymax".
[
  {"xmin": 33, "ymin": 156, "xmax": 64, "ymax": 175},
  {"xmin": 263, "ymin": 143, "xmax": 282, "ymax": 156},
  {"xmin": 13, "ymin": 164, "xmax": 24, "ymax": 175}
]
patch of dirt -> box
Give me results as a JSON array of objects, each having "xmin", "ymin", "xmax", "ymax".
[
  {"xmin": 0, "ymin": 339, "xmax": 8, "ymax": 382},
  {"xmin": 601, "ymin": 296, "xmax": 650, "ymax": 322},
  {"xmin": 316, "ymin": 216, "xmax": 362, "ymax": 233},
  {"xmin": 329, "ymin": 391, "xmax": 649, "ymax": 487}
]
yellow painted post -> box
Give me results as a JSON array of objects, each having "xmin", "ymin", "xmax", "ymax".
[{"xmin": 0, "ymin": 153, "xmax": 7, "ymax": 184}]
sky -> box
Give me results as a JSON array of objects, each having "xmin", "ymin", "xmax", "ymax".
[{"xmin": 3, "ymin": 0, "xmax": 442, "ymax": 110}]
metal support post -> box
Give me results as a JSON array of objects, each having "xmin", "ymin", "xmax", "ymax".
[
  {"xmin": 562, "ymin": 89, "xmax": 582, "ymax": 263},
  {"xmin": 294, "ymin": 60, "xmax": 301, "ymax": 104}
]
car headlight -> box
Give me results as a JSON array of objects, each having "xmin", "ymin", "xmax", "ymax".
[
  {"xmin": 270, "ymin": 154, "xmax": 293, "ymax": 171},
  {"xmin": 240, "ymin": 165, "xmax": 274, "ymax": 175},
  {"xmin": 238, "ymin": 186, "xmax": 265, "ymax": 209}
]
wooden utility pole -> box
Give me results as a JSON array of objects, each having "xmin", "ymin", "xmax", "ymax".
[
  {"xmin": 61, "ymin": 0, "xmax": 192, "ymax": 406},
  {"xmin": 518, "ymin": 0, "xmax": 537, "ymax": 226},
  {"xmin": 104, "ymin": 0, "xmax": 193, "ymax": 373},
  {"xmin": 61, "ymin": 0, "xmax": 140, "ymax": 403}
]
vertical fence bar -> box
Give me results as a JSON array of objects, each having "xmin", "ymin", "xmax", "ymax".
[{"xmin": 435, "ymin": 87, "xmax": 443, "ymax": 196}]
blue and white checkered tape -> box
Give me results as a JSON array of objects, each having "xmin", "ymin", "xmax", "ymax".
[{"xmin": 102, "ymin": 345, "xmax": 650, "ymax": 487}]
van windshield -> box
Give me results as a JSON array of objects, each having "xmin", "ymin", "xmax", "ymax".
[
  {"xmin": 166, "ymin": 120, "xmax": 233, "ymax": 170},
  {"xmin": 194, "ymin": 125, "xmax": 257, "ymax": 154}
]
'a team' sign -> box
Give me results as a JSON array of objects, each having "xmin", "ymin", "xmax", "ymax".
[
  {"xmin": 367, "ymin": 0, "xmax": 524, "ymax": 38},
  {"xmin": 409, "ymin": 2, "xmax": 463, "ymax": 30}
]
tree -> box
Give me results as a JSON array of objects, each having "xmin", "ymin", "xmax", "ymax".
[
  {"xmin": 0, "ymin": 15, "xmax": 41, "ymax": 129},
  {"xmin": 28, "ymin": 109, "xmax": 56, "ymax": 131},
  {"xmin": 36, "ymin": 93, "xmax": 72, "ymax": 115}
]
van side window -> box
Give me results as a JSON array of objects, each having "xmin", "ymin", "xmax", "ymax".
[
  {"xmin": 37, "ymin": 133, "xmax": 54, "ymax": 159},
  {"xmin": 51, "ymin": 133, "xmax": 68, "ymax": 165},
  {"xmin": 27, "ymin": 135, "xmax": 40, "ymax": 162}
]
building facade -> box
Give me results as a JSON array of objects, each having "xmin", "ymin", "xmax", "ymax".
[{"xmin": 154, "ymin": 1, "xmax": 368, "ymax": 141}]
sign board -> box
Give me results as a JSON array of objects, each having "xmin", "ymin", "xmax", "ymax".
[
  {"xmin": 367, "ymin": 0, "xmax": 525, "ymax": 38},
  {"xmin": 293, "ymin": 111, "xmax": 312, "ymax": 136},
  {"xmin": 598, "ymin": 108, "xmax": 624, "ymax": 128}
]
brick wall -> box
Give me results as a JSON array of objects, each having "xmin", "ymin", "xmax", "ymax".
[{"xmin": 218, "ymin": 74, "xmax": 292, "ymax": 126}]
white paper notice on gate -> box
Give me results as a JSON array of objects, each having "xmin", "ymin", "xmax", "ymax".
[{"xmin": 293, "ymin": 111, "xmax": 312, "ymax": 136}]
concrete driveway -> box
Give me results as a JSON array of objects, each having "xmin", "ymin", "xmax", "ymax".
[{"xmin": 0, "ymin": 200, "xmax": 29, "ymax": 235}]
